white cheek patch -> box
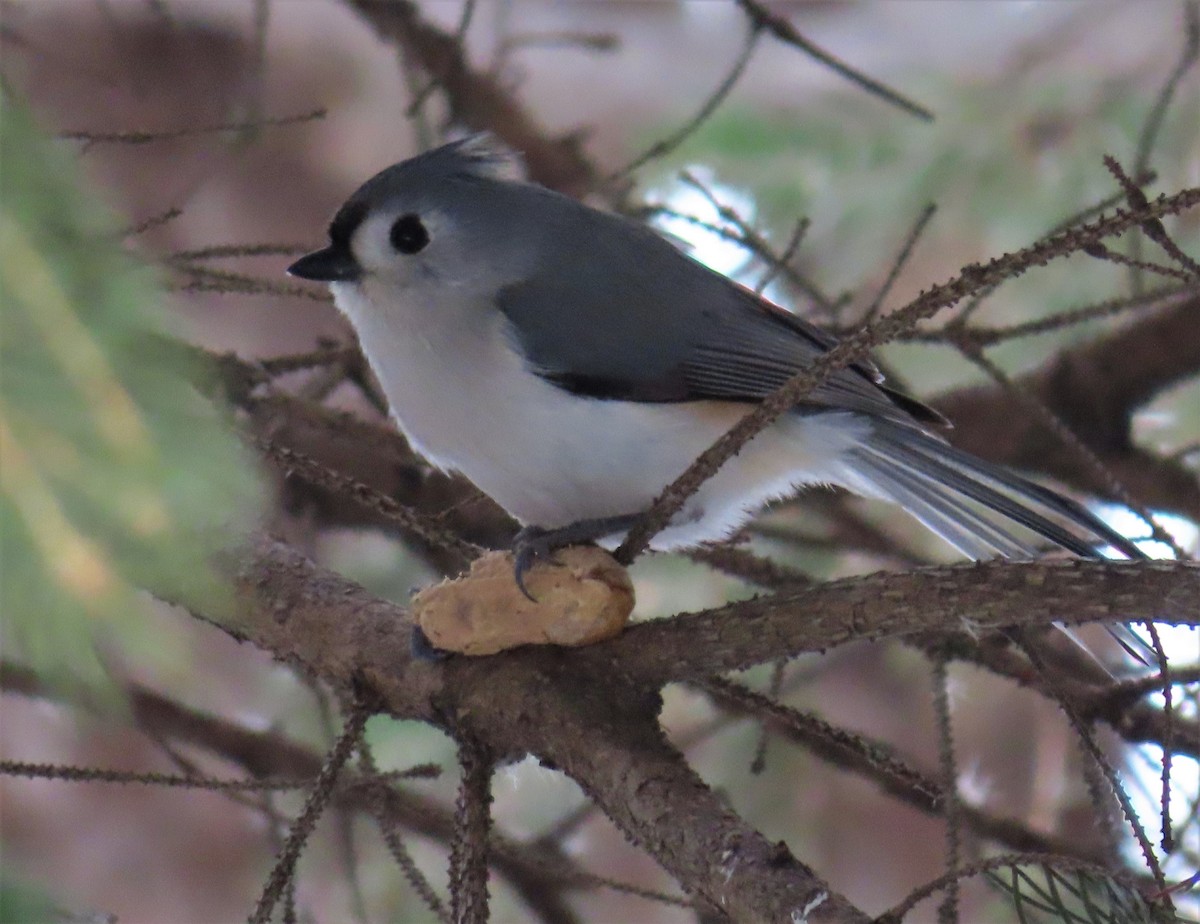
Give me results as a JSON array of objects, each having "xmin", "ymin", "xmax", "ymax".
[
  {"xmin": 352, "ymin": 213, "xmax": 399, "ymax": 274},
  {"xmin": 353, "ymin": 209, "xmax": 450, "ymax": 279}
]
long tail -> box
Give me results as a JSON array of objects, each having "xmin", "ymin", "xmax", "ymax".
[
  {"xmin": 840, "ymin": 420, "xmax": 1146, "ymax": 562},
  {"xmin": 838, "ymin": 421, "xmax": 1150, "ymax": 664}
]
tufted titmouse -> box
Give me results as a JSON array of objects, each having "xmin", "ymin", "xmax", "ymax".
[{"xmin": 288, "ymin": 135, "xmax": 1142, "ymax": 587}]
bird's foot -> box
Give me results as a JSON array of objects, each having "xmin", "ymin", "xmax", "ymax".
[
  {"xmin": 512, "ymin": 526, "xmax": 561, "ymax": 601},
  {"xmin": 511, "ymin": 514, "xmax": 641, "ymax": 601}
]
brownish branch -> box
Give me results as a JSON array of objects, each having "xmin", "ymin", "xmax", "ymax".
[
  {"xmin": 212, "ymin": 538, "xmax": 1198, "ymax": 721},
  {"xmin": 0, "ymin": 662, "xmax": 582, "ymax": 923},
  {"xmin": 448, "ymin": 734, "xmax": 494, "ymax": 924},
  {"xmin": 213, "ymin": 534, "xmax": 868, "ymax": 921},
  {"xmin": 342, "ymin": 0, "xmax": 596, "ymax": 196},
  {"xmin": 594, "ymin": 559, "xmax": 1198, "ymax": 683},
  {"xmin": 698, "ymin": 678, "xmax": 1111, "ymax": 863},
  {"xmin": 908, "ymin": 632, "xmax": 1200, "ymax": 760},
  {"xmin": 734, "ymin": 0, "xmax": 933, "ymax": 121},
  {"xmin": 937, "ymin": 290, "xmax": 1200, "ymax": 519},
  {"xmin": 173, "ymin": 537, "xmax": 1198, "ymax": 919}
]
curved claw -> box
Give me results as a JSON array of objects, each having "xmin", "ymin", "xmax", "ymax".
[
  {"xmin": 510, "ymin": 516, "xmax": 638, "ymax": 601},
  {"xmin": 511, "ymin": 526, "xmax": 564, "ymax": 602},
  {"xmin": 513, "ymin": 543, "xmax": 540, "ymax": 602}
]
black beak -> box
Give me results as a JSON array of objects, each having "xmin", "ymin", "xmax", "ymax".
[{"xmin": 287, "ymin": 245, "xmax": 361, "ymax": 282}]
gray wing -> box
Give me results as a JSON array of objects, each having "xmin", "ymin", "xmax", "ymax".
[{"xmin": 496, "ymin": 207, "xmax": 942, "ymax": 427}]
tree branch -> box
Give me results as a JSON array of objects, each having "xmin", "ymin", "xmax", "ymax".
[
  {"xmin": 181, "ymin": 536, "xmax": 1199, "ymax": 919},
  {"xmin": 596, "ymin": 559, "xmax": 1198, "ymax": 684},
  {"xmin": 207, "ymin": 535, "xmax": 879, "ymax": 920},
  {"xmin": 0, "ymin": 661, "xmax": 584, "ymax": 923},
  {"xmin": 342, "ymin": 0, "xmax": 596, "ymax": 196},
  {"xmin": 937, "ymin": 290, "xmax": 1200, "ymax": 518},
  {"xmin": 697, "ymin": 677, "xmax": 1111, "ymax": 862}
]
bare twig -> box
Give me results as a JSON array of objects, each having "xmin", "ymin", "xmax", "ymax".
[
  {"xmin": 343, "ymin": 0, "xmax": 596, "ymax": 196},
  {"xmin": 609, "ymin": 21, "xmax": 762, "ymax": 180},
  {"xmin": 734, "ymin": 0, "xmax": 933, "ymax": 121},
  {"xmin": 935, "ymin": 290, "xmax": 1200, "ymax": 522},
  {"xmin": 448, "ymin": 734, "xmax": 494, "ymax": 924},
  {"xmin": 1128, "ymin": 0, "xmax": 1200, "ymax": 291},
  {"xmin": 861, "ymin": 204, "xmax": 937, "ymax": 323},
  {"xmin": 256, "ymin": 435, "xmax": 482, "ymax": 563},
  {"xmin": 250, "ymin": 700, "xmax": 371, "ymax": 924},
  {"xmin": 60, "ymin": 108, "xmax": 324, "ymax": 146},
  {"xmin": 0, "ymin": 758, "xmax": 435, "ymax": 791},
  {"xmin": 357, "ymin": 736, "xmax": 452, "ymax": 922},
  {"xmin": 930, "ymin": 656, "xmax": 961, "ymax": 924}
]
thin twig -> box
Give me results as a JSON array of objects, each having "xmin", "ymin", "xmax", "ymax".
[
  {"xmin": 1103, "ymin": 154, "xmax": 1200, "ymax": 278},
  {"xmin": 927, "ymin": 284, "xmax": 1189, "ymax": 346},
  {"xmin": 734, "ymin": 0, "xmax": 933, "ymax": 121},
  {"xmin": 1016, "ymin": 639, "xmax": 1169, "ymax": 894},
  {"xmin": 60, "ymin": 108, "xmax": 325, "ymax": 145},
  {"xmin": 1128, "ymin": 0, "xmax": 1200, "ymax": 292},
  {"xmin": 862, "ymin": 204, "xmax": 937, "ymax": 323},
  {"xmin": 256, "ymin": 436, "xmax": 482, "ymax": 561},
  {"xmin": 357, "ymin": 738, "xmax": 451, "ymax": 922},
  {"xmin": 0, "ymin": 759, "xmax": 435, "ymax": 791},
  {"xmin": 609, "ymin": 21, "xmax": 762, "ymax": 180},
  {"xmin": 930, "ymin": 655, "xmax": 961, "ymax": 924},
  {"xmin": 448, "ymin": 734, "xmax": 494, "ymax": 924},
  {"xmin": 755, "ymin": 216, "xmax": 810, "ymax": 294},
  {"xmin": 749, "ymin": 658, "xmax": 787, "ymax": 775},
  {"xmin": 249, "ymin": 701, "xmax": 372, "ymax": 924}
]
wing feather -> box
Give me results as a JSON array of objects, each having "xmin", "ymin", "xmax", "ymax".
[{"xmin": 494, "ymin": 200, "xmax": 940, "ymax": 426}]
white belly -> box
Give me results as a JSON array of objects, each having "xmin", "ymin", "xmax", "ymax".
[{"xmin": 333, "ymin": 282, "xmax": 867, "ymax": 549}]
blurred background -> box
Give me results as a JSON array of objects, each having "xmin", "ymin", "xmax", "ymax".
[{"xmin": 1, "ymin": 2, "xmax": 1197, "ymax": 922}]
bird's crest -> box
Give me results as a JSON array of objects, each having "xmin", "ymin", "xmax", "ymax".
[{"xmin": 438, "ymin": 133, "xmax": 526, "ymax": 182}]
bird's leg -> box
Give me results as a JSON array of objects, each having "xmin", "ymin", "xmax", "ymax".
[{"xmin": 512, "ymin": 513, "xmax": 641, "ymax": 601}]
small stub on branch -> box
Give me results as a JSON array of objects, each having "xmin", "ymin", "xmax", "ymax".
[{"xmin": 412, "ymin": 547, "xmax": 635, "ymax": 656}]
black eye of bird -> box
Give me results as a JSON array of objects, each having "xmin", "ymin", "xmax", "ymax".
[{"xmin": 389, "ymin": 213, "xmax": 429, "ymax": 254}]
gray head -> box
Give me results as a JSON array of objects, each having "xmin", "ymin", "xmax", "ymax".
[{"xmin": 287, "ymin": 135, "xmax": 552, "ymax": 296}]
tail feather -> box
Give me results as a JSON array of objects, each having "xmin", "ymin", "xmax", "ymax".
[
  {"xmin": 840, "ymin": 420, "xmax": 1152, "ymax": 668},
  {"xmin": 851, "ymin": 444, "xmax": 1035, "ymax": 559},
  {"xmin": 846, "ymin": 421, "xmax": 1146, "ymax": 562}
]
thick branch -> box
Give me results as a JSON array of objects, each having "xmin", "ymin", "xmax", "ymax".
[
  {"xmin": 214, "ymin": 536, "xmax": 875, "ymax": 920},
  {"xmin": 478, "ymin": 665, "xmax": 865, "ymax": 923},
  {"xmin": 594, "ymin": 559, "xmax": 1198, "ymax": 684},
  {"xmin": 195, "ymin": 538, "xmax": 1197, "ymax": 918},
  {"xmin": 219, "ymin": 538, "xmax": 1197, "ymax": 716}
]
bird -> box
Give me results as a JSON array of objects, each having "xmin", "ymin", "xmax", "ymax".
[{"xmin": 287, "ymin": 135, "xmax": 1144, "ymax": 601}]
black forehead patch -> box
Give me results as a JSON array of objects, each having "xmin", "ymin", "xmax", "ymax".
[{"xmin": 328, "ymin": 199, "xmax": 369, "ymax": 249}]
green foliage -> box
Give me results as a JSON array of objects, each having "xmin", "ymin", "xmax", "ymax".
[
  {"xmin": 0, "ymin": 875, "xmax": 58, "ymax": 924},
  {"xmin": 0, "ymin": 94, "xmax": 263, "ymax": 697},
  {"xmin": 658, "ymin": 74, "xmax": 1197, "ymax": 285}
]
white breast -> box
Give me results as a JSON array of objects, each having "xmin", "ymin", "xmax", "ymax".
[{"xmin": 331, "ymin": 281, "xmax": 867, "ymax": 549}]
